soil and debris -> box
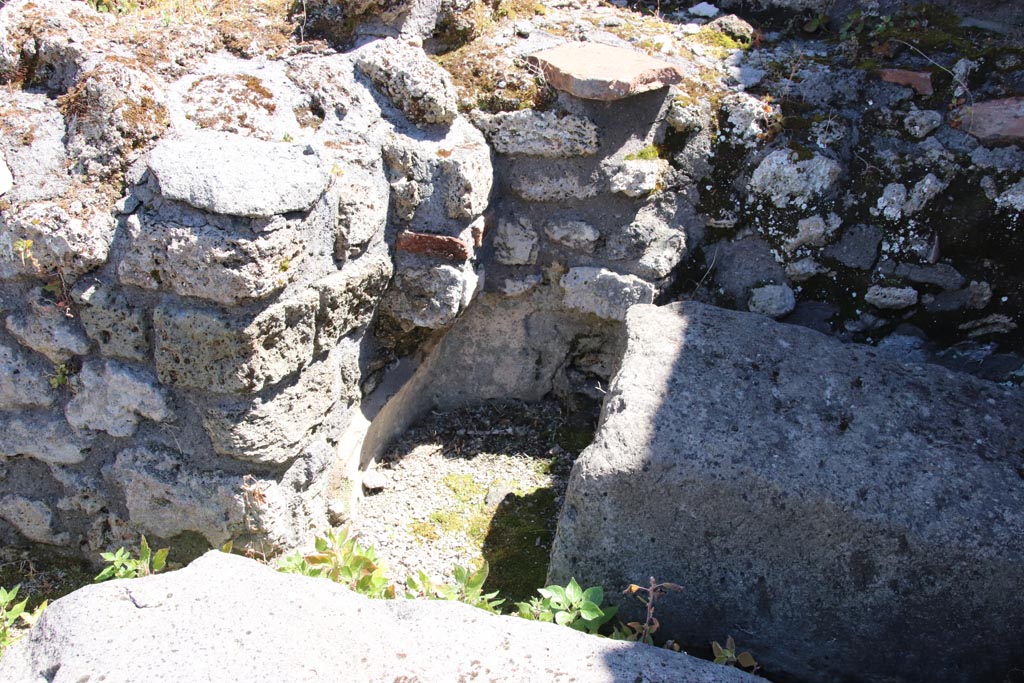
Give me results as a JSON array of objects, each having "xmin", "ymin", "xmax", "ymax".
[{"xmin": 352, "ymin": 400, "xmax": 595, "ymax": 604}]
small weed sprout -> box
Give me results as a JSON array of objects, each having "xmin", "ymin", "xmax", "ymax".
[
  {"xmin": 616, "ymin": 577, "xmax": 683, "ymax": 645},
  {"xmin": 406, "ymin": 562, "xmax": 504, "ymax": 613},
  {"xmin": 712, "ymin": 635, "xmax": 759, "ymax": 673},
  {"xmin": 48, "ymin": 363, "xmax": 71, "ymax": 390},
  {"xmin": 94, "ymin": 535, "xmax": 169, "ymax": 582}
]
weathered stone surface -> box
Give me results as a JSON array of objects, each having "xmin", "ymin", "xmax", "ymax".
[
  {"xmin": 549, "ymin": 302, "xmax": 1024, "ymax": 683},
  {"xmin": 605, "ymin": 203, "xmax": 688, "ymax": 280},
  {"xmin": 107, "ymin": 446, "xmax": 244, "ymax": 547},
  {"xmin": 203, "ymin": 344, "xmax": 356, "ymax": 465},
  {"xmin": 63, "ymin": 56, "xmax": 170, "ymax": 176},
  {"xmin": 71, "ymin": 281, "xmax": 149, "ymax": 362},
  {"xmin": 0, "ymin": 496, "xmax": 66, "ymax": 545},
  {"xmin": 874, "ymin": 182, "xmax": 908, "ymax": 221},
  {"xmin": 0, "ymin": 156, "xmax": 12, "ymax": 197},
  {"xmin": 396, "ymin": 231, "xmax": 471, "ymax": 261},
  {"xmin": 786, "ymin": 256, "xmax": 828, "ymax": 282},
  {"xmin": 529, "ymin": 43, "xmax": 684, "ymax": 101},
  {"xmin": 885, "ymin": 262, "xmax": 966, "ymax": 291},
  {"xmin": 0, "ymin": 198, "xmax": 117, "ymax": 283},
  {"xmin": 560, "ymin": 267, "xmax": 654, "ymax": 321},
  {"xmin": 903, "ymin": 109, "xmax": 943, "ymax": 138},
  {"xmin": 707, "ymin": 237, "xmax": 786, "ymax": 302},
  {"xmin": 879, "ymin": 68, "xmax": 933, "ymax": 95},
  {"xmin": 996, "ymin": 178, "xmax": 1024, "ymax": 213},
  {"xmin": 749, "ymin": 149, "xmax": 842, "ymax": 209},
  {"xmin": 824, "ymin": 224, "xmax": 883, "ymax": 270},
  {"xmin": 501, "ymin": 274, "xmax": 543, "ymax": 297},
  {"xmin": 312, "ymin": 253, "xmax": 392, "ymax": 354},
  {"xmin": 153, "ymin": 291, "xmax": 318, "ymax": 394},
  {"xmin": 65, "ymin": 360, "xmax": 173, "ymax": 437},
  {"xmin": 382, "ymin": 264, "xmax": 477, "ymax": 330},
  {"xmin": 0, "ymin": 551, "xmax": 758, "ymax": 683},
  {"xmin": 354, "ymin": 38, "xmax": 458, "ymax": 125},
  {"xmin": 607, "ymin": 159, "xmax": 668, "ymax": 197},
  {"xmin": 180, "ymin": 71, "xmax": 294, "ymax": 142},
  {"xmin": 118, "ymin": 213, "xmax": 302, "ymax": 306},
  {"xmin": 865, "ymin": 285, "xmax": 919, "ymax": 309},
  {"xmin": 332, "ymin": 156, "xmax": 390, "ymax": 255},
  {"xmin": 0, "ymin": 411, "xmax": 92, "ymax": 465},
  {"xmin": 783, "ymin": 214, "xmax": 840, "ymax": 254},
  {"xmin": 923, "ymin": 281, "xmax": 993, "ymax": 313},
  {"xmin": 148, "ymin": 132, "xmax": 330, "ymax": 217},
  {"xmin": 748, "ymin": 283, "xmax": 796, "ymax": 318},
  {"xmin": 720, "ymin": 92, "xmax": 771, "ymax": 147},
  {"xmin": 5, "ymin": 307, "xmax": 91, "ymax": 363},
  {"xmin": 0, "ymin": 92, "xmax": 72, "ymax": 205},
  {"xmin": 902, "ymin": 173, "xmax": 945, "ymax": 216},
  {"xmin": 510, "ymin": 168, "xmax": 599, "ymax": 202},
  {"xmin": 471, "ymin": 110, "xmax": 600, "ymax": 157},
  {"xmin": 957, "ymin": 97, "xmax": 1024, "ymax": 144},
  {"xmin": 494, "ymin": 217, "xmax": 539, "ymax": 265},
  {"xmin": 544, "ymin": 220, "xmax": 600, "ymax": 252},
  {"xmin": 381, "ymin": 120, "xmax": 492, "ymax": 225},
  {"xmin": 439, "ymin": 125, "xmax": 493, "ymax": 220},
  {"xmin": 0, "ymin": 341, "xmax": 53, "ymax": 409}
]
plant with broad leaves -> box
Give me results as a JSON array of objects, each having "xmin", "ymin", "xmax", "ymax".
[
  {"xmin": 712, "ymin": 635, "xmax": 759, "ymax": 672},
  {"xmin": 94, "ymin": 536, "xmax": 169, "ymax": 582},
  {"xmin": 278, "ymin": 527, "xmax": 395, "ymax": 599},
  {"xmin": 516, "ymin": 578, "xmax": 617, "ymax": 634},
  {"xmin": 0, "ymin": 585, "xmax": 46, "ymax": 655}
]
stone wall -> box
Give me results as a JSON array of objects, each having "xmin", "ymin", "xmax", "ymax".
[
  {"xmin": 1, "ymin": 0, "xmax": 1022, "ymax": 565},
  {"xmin": 0, "ymin": 0, "xmax": 495, "ymax": 558}
]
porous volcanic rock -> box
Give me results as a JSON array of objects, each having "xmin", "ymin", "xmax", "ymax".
[
  {"xmin": 549, "ymin": 302, "xmax": 1024, "ymax": 683},
  {"xmin": 0, "ymin": 551, "xmax": 759, "ymax": 683}
]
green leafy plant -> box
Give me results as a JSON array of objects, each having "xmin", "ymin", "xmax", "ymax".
[
  {"xmin": 516, "ymin": 578, "xmax": 617, "ymax": 634},
  {"xmin": 48, "ymin": 363, "xmax": 71, "ymax": 390},
  {"xmin": 712, "ymin": 635, "xmax": 759, "ymax": 672},
  {"xmin": 0, "ymin": 585, "xmax": 46, "ymax": 655},
  {"xmin": 802, "ymin": 13, "xmax": 829, "ymax": 33},
  {"xmin": 278, "ymin": 527, "xmax": 395, "ymax": 599},
  {"xmin": 407, "ymin": 562, "xmax": 504, "ymax": 613},
  {"xmin": 94, "ymin": 536, "xmax": 169, "ymax": 582}
]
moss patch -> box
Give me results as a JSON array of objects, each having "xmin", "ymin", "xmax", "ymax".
[{"xmin": 482, "ymin": 488, "xmax": 558, "ymax": 603}]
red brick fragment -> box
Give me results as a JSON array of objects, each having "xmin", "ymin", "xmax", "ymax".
[
  {"xmin": 878, "ymin": 69, "xmax": 933, "ymax": 96},
  {"xmin": 954, "ymin": 97, "xmax": 1024, "ymax": 145},
  {"xmin": 396, "ymin": 231, "xmax": 471, "ymax": 262},
  {"xmin": 528, "ymin": 42, "xmax": 684, "ymax": 101}
]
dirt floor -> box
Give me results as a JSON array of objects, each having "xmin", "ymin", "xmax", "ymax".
[{"xmin": 352, "ymin": 399, "xmax": 596, "ymax": 604}]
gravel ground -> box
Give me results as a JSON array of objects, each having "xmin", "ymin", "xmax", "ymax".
[{"xmin": 351, "ymin": 399, "xmax": 594, "ymax": 603}]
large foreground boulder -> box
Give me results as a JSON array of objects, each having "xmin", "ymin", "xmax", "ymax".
[
  {"xmin": 548, "ymin": 302, "xmax": 1024, "ymax": 683},
  {"xmin": 0, "ymin": 551, "xmax": 757, "ymax": 683}
]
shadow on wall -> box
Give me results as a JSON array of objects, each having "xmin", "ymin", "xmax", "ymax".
[{"xmin": 542, "ymin": 302, "xmax": 1024, "ymax": 683}]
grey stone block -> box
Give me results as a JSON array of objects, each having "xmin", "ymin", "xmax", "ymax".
[
  {"xmin": 118, "ymin": 214, "xmax": 302, "ymax": 306},
  {"xmin": 549, "ymin": 302, "xmax": 1024, "ymax": 683},
  {"xmin": 64, "ymin": 360, "xmax": 174, "ymax": 437},
  {"xmin": 0, "ymin": 551, "xmax": 759, "ymax": 683},
  {"xmin": 153, "ymin": 291, "xmax": 318, "ymax": 394},
  {"xmin": 72, "ymin": 281, "xmax": 149, "ymax": 362},
  {"xmin": 148, "ymin": 131, "xmax": 330, "ymax": 218}
]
